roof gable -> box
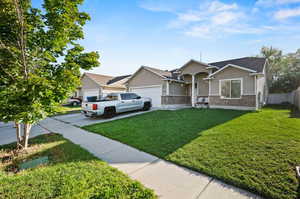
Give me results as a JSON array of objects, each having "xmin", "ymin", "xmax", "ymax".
[
  {"xmin": 83, "ymin": 73, "xmax": 113, "ymax": 86},
  {"xmin": 82, "ymin": 73, "xmax": 128, "ymax": 89},
  {"xmin": 179, "ymin": 59, "xmax": 210, "ymax": 75},
  {"xmin": 126, "ymin": 66, "xmax": 173, "ymax": 84},
  {"xmin": 208, "ymin": 64, "xmax": 257, "ymax": 78}
]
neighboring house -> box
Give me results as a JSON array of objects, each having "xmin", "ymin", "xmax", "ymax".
[
  {"xmin": 77, "ymin": 73, "xmax": 131, "ymax": 101},
  {"xmin": 126, "ymin": 57, "xmax": 268, "ymax": 110}
]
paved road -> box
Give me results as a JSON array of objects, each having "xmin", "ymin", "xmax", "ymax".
[{"xmin": 0, "ymin": 122, "xmax": 49, "ymax": 145}]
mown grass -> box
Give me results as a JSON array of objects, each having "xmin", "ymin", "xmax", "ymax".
[
  {"xmin": 52, "ymin": 105, "xmax": 81, "ymax": 116},
  {"xmin": 83, "ymin": 107, "xmax": 300, "ymax": 199},
  {"xmin": 0, "ymin": 134, "xmax": 156, "ymax": 199}
]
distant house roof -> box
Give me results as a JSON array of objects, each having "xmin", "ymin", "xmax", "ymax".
[
  {"xmin": 107, "ymin": 75, "xmax": 131, "ymax": 85},
  {"xmin": 84, "ymin": 73, "xmax": 114, "ymax": 85},
  {"xmin": 209, "ymin": 57, "xmax": 267, "ymax": 73},
  {"xmin": 143, "ymin": 66, "xmax": 173, "ymax": 78},
  {"xmin": 126, "ymin": 65, "xmax": 183, "ymax": 84},
  {"xmin": 83, "ymin": 73, "xmax": 130, "ymax": 89}
]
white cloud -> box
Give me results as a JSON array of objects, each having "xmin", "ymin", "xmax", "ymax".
[
  {"xmin": 275, "ymin": 7, "xmax": 300, "ymax": 19},
  {"xmin": 185, "ymin": 23, "xmax": 267, "ymax": 39},
  {"xmin": 140, "ymin": 0, "xmax": 300, "ymax": 38},
  {"xmin": 211, "ymin": 11, "xmax": 241, "ymax": 25},
  {"xmin": 174, "ymin": 1, "xmax": 245, "ymax": 37},
  {"xmin": 185, "ymin": 26, "xmax": 212, "ymax": 38},
  {"xmin": 139, "ymin": 0, "xmax": 176, "ymax": 12},
  {"xmin": 277, "ymin": 0, "xmax": 300, "ymax": 4},
  {"xmin": 256, "ymin": 0, "xmax": 300, "ymax": 6},
  {"xmin": 208, "ymin": 1, "xmax": 238, "ymax": 12},
  {"xmin": 178, "ymin": 12, "xmax": 203, "ymax": 22}
]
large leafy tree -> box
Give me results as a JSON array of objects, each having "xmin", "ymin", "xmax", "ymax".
[
  {"xmin": 269, "ymin": 50, "xmax": 300, "ymax": 93},
  {"xmin": 259, "ymin": 46, "xmax": 300, "ymax": 93},
  {"xmin": 260, "ymin": 46, "xmax": 282, "ymax": 83},
  {"xmin": 0, "ymin": 0, "xmax": 99, "ymax": 149}
]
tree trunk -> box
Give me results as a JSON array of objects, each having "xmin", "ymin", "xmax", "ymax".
[
  {"xmin": 15, "ymin": 122, "xmax": 22, "ymax": 149},
  {"xmin": 22, "ymin": 123, "xmax": 32, "ymax": 149}
]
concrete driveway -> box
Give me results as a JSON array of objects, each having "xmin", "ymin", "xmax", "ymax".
[{"xmin": 52, "ymin": 108, "xmax": 157, "ymax": 127}]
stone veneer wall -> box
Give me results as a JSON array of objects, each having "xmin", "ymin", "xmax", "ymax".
[
  {"xmin": 162, "ymin": 96, "xmax": 191, "ymax": 105},
  {"xmin": 209, "ymin": 95, "xmax": 256, "ymax": 107}
]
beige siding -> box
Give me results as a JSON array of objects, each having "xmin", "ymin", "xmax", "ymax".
[
  {"xmin": 210, "ymin": 67, "xmax": 255, "ymax": 96},
  {"xmin": 197, "ymin": 74, "xmax": 209, "ymax": 96},
  {"xmin": 181, "ymin": 62, "xmax": 209, "ymax": 75},
  {"xmin": 81, "ymin": 75, "xmax": 102, "ymax": 96},
  {"xmin": 169, "ymin": 82, "xmax": 187, "ymax": 96},
  {"xmin": 127, "ymin": 68, "xmax": 163, "ymax": 87},
  {"xmin": 81, "ymin": 75, "xmax": 100, "ymax": 90},
  {"xmin": 183, "ymin": 75, "xmax": 192, "ymax": 82}
]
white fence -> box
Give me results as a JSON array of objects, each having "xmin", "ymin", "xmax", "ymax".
[
  {"xmin": 267, "ymin": 87, "xmax": 300, "ymax": 109},
  {"xmin": 267, "ymin": 92, "xmax": 295, "ymax": 104}
]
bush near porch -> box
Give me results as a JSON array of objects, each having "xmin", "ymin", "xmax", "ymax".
[{"xmin": 83, "ymin": 107, "xmax": 300, "ymax": 199}]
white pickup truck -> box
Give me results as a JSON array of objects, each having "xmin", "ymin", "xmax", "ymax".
[{"xmin": 82, "ymin": 92, "xmax": 152, "ymax": 118}]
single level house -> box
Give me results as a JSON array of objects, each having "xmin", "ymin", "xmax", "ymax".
[
  {"xmin": 126, "ymin": 57, "xmax": 268, "ymax": 110},
  {"xmin": 75, "ymin": 72, "xmax": 131, "ymax": 100}
]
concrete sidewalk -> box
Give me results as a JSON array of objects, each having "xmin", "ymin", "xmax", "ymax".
[{"xmin": 38, "ymin": 118, "xmax": 262, "ymax": 199}]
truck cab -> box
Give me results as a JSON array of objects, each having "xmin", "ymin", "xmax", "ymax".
[{"xmin": 82, "ymin": 92, "xmax": 152, "ymax": 118}]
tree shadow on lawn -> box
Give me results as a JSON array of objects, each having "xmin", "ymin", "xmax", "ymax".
[
  {"xmin": 83, "ymin": 108, "xmax": 250, "ymax": 158},
  {"xmin": 290, "ymin": 107, "xmax": 300, "ymax": 118},
  {"xmin": 0, "ymin": 133, "xmax": 98, "ymax": 173}
]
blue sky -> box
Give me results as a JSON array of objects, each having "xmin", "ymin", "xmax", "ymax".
[{"xmin": 32, "ymin": 0, "xmax": 300, "ymax": 76}]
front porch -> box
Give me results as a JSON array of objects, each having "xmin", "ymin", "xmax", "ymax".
[{"xmin": 161, "ymin": 72, "xmax": 209, "ymax": 107}]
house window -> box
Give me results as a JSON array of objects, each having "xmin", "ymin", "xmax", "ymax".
[{"xmin": 220, "ymin": 79, "xmax": 242, "ymax": 99}]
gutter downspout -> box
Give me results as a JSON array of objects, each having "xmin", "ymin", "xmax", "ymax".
[
  {"xmin": 166, "ymin": 80, "xmax": 170, "ymax": 96},
  {"xmin": 192, "ymin": 75, "xmax": 195, "ymax": 107},
  {"xmin": 254, "ymin": 75, "xmax": 258, "ymax": 110}
]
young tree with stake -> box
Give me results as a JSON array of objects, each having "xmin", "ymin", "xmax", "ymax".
[{"xmin": 0, "ymin": 0, "xmax": 99, "ymax": 149}]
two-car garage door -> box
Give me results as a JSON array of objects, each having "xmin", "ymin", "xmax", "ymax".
[{"xmin": 130, "ymin": 86, "xmax": 162, "ymax": 107}]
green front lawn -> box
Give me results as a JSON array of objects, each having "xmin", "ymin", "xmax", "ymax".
[
  {"xmin": 83, "ymin": 107, "xmax": 300, "ymax": 199},
  {"xmin": 0, "ymin": 134, "xmax": 156, "ymax": 199},
  {"xmin": 52, "ymin": 105, "xmax": 82, "ymax": 116}
]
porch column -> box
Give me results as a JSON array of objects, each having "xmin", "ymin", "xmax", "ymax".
[
  {"xmin": 166, "ymin": 80, "xmax": 170, "ymax": 96},
  {"xmin": 192, "ymin": 74, "xmax": 195, "ymax": 107}
]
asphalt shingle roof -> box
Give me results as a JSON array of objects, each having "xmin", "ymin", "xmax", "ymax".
[
  {"xmin": 143, "ymin": 66, "xmax": 172, "ymax": 78},
  {"xmin": 84, "ymin": 73, "xmax": 130, "ymax": 88},
  {"xmin": 107, "ymin": 75, "xmax": 131, "ymax": 85},
  {"xmin": 209, "ymin": 57, "xmax": 266, "ymax": 73},
  {"xmin": 84, "ymin": 73, "xmax": 114, "ymax": 85}
]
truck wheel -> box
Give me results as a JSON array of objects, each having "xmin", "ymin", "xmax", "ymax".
[
  {"xmin": 143, "ymin": 102, "xmax": 151, "ymax": 111},
  {"xmin": 103, "ymin": 107, "xmax": 116, "ymax": 118}
]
